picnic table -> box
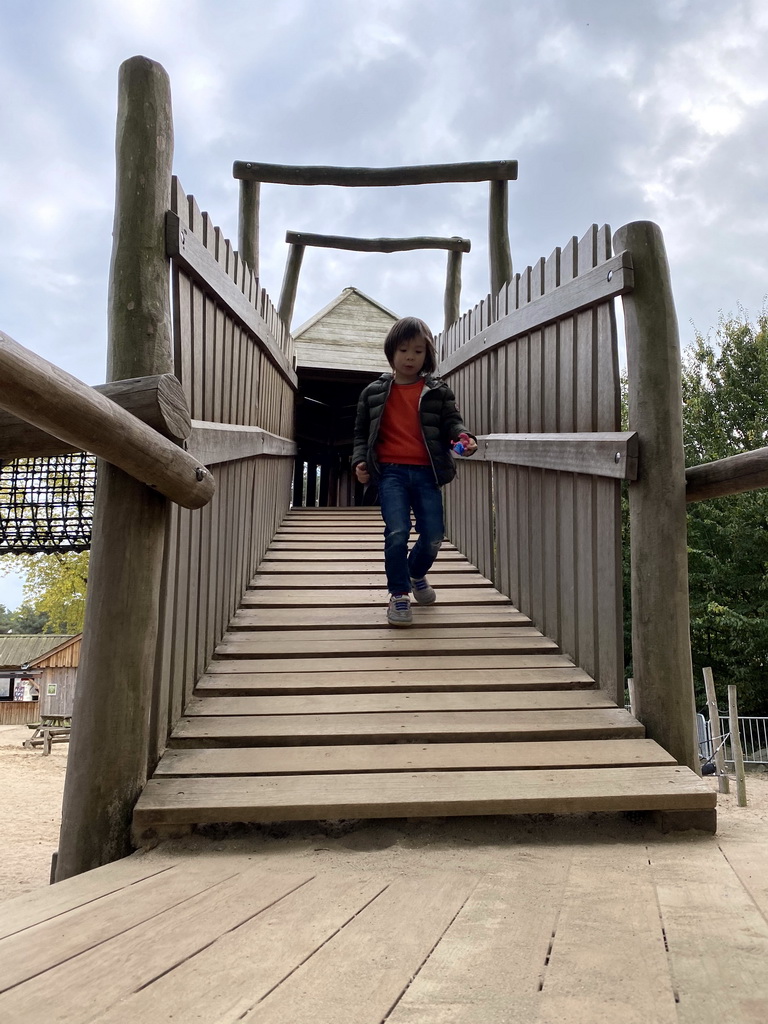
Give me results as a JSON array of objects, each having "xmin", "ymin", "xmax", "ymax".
[{"xmin": 24, "ymin": 716, "xmax": 72, "ymax": 755}]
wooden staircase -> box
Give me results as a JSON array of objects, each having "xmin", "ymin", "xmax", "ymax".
[{"xmin": 133, "ymin": 508, "xmax": 715, "ymax": 841}]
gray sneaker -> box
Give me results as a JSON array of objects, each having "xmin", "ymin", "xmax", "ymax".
[
  {"xmin": 410, "ymin": 576, "xmax": 436, "ymax": 605},
  {"xmin": 387, "ymin": 593, "xmax": 413, "ymax": 626}
]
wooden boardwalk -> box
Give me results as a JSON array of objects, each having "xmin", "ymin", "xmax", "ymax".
[
  {"xmin": 2, "ymin": 810, "xmax": 767, "ymax": 1023},
  {"xmin": 133, "ymin": 508, "xmax": 714, "ymax": 838}
]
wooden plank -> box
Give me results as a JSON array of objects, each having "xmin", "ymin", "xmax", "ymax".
[
  {"xmin": 234, "ymin": 873, "xmax": 479, "ymax": 1024},
  {"xmin": 0, "ymin": 864, "xmax": 240, "ymax": 993},
  {"xmin": 285, "ymin": 230, "xmax": 471, "ymax": 252},
  {"xmin": 184, "ymin": 689, "xmax": 615, "ymax": 717},
  {"xmin": 187, "ymin": 421, "xmax": 295, "ymax": 466},
  {"xmin": 259, "ymin": 550, "xmax": 466, "ymax": 562},
  {"xmin": 220, "ymin": 624, "xmax": 542, "ymax": 643},
  {"xmin": 195, "ymin": 666, "xmax": 595, "ymax": 694},
  {"xmin": 387, "ymin": 850, "xmax": 574, "ymax": 1023},
  {"xmin": 250, "ymin": 569, "xmax": 483, "ymax": 584},
  {"xmin": 0, "ymin": 871, "xmax": 314, "ymax": 1024},
  {"xmin": 535, "ymin": 844, "xmax": 679, "ymax": 1023},
  {"xmin": 204, "ymin": 653, "xmax": 584, "ymax": 675},
  {"xmin": 170, "ymin": 708, "xmax": 645, "ymax": 746},
  {"xmin": 134, "ymin": 766, "xmax": 714, "ymax": 831},
  {"xmin": 647, "ymin": 840, "xmax": 768, "ymax": 1022},
  {"xmin": 213, "ymin": 635, "xmax": 557, "ymax": 659},
  {"xmin": 230, "ymin": 605, "xmax": 528, "ymax": 628},
  {"xmin": 92, "ymin": 874, "xmax": 391, "ymax": 1024},
  {"xmin": 154, "ymin": 738, "xmax": 676, "ymax": 777},
  {"xmin": 0, "ymin": 857, "xmax": 173, "ymax": 941},
  {"xmin": 476, "ymin": 432, "xmax": 637, "ymax": 478}
]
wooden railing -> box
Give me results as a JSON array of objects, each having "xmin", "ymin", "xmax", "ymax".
[{"xmin": 437, "ymin": 220, "xmax": 699, "ymax": 773}]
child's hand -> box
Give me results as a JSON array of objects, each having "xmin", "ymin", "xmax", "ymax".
[
  {"xmin": 452, "ymin": 433, "xmax": 478, "ymax": 457},
  {"xmin": 462, "ymin": 436, "xmax": 478, "ymax": 456},
  {"xmin": 355, "ymin": 462, "xmax": 371, "ymax": 484}
]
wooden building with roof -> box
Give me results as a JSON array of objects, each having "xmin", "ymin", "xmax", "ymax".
[
  {"xmin": 292, "ymin": 287, "xmax": 397, "ymax": 506},
  {"xmin": 0, "ymin": 634, "xmax": 79, "ymax": 724}
]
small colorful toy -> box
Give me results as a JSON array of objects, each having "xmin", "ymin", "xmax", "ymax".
[{"xmin": 452, "ymin": 432, "xmax": 471, "ymax": 456}]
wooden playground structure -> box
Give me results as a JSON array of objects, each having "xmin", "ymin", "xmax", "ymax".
[{"xmin": 4, "ymin": 53, "xmax": 768, "ymax": 1023}]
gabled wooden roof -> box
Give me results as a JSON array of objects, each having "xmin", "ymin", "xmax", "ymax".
[
  {"xmin": 0, "ymin": 634, "xmax": 77, "ymax": 670},
  {"xmin": 293, "ymin": 287, "xmax": 396, "ymax": 374}
]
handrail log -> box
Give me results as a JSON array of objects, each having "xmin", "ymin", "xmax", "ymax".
[
  {"xmin": 285, "ymin": 231, "xmax": 472, "ymax": 253},
  {"xmin": 233, "ymin": 159, "xmax": 519, "ymax": 186},
  {"xmin": 187, "ymin": 421, "xmax": 296, "ymax": 466},
  {"xmin": 686, "ymin": 447, "xmax": 768, "ymax": 502},
  {"xmin": 0, "ymin": 331, "xmax": 214, "ymax": 509},
  {"xmin": 0, "ymin": 373, "xmax": 191, "ymax": 459},
  {"xmin": 472, "ymin": 432, "xmax": 638, "ymax": 479}
]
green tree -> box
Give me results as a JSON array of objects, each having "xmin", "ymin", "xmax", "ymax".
[
  {"xmin": 682, "ymin": 308, "xmax": 768, "ymax": 714},
  {"xmin": 0, "ymin": 552, "xmax": 88, "ymax": 634}
]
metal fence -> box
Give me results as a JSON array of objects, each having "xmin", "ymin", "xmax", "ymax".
[{"xmin": 698, "ymin": 713, "xmax": 768, "ymax": 767}]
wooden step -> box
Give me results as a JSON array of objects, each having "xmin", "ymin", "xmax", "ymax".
[
  {"xmin": 195, "ymin": 666, "xmax": 595, "ymax": 695},
  {"xmin": 153, "ymin": 738, "xmax": 677, "ymax": 777},
  {"xmin": 169, "ymin": 708, "xmax": 644, "ymax": 747},
  {"xmin": 214, "ymin": 634, "xmax": 558, "ymax": 659},
  {"xmin": 249, "ymin": 572, "xmax": 492, "ymax": 588},
  {"xmin": 241, "ymin": 587, "xmax": 511, "ymax": 606},
  {"xmin": 230, "ymin": 606, "xmax": 531, "ymax": 629},
  {"xmin": 184, "ymin": 689, "xmax": 614, "ymax": 716},
  {"xmin": 133, "ymin": 765, "xmax": 715, "ymax": 838},
  {"xmin": 203, "ymin": 654, "xmax": 590, "ymax": 675}
]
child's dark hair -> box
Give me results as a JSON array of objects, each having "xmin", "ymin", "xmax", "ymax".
[{"xmin": 383, "ymin": 317, "xmax": 437, "ymax": 375}]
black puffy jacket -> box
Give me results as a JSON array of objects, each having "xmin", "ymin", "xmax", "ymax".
[{"xmin": 352, "ymin": 374, "xmax": 476, "ymax": 487}]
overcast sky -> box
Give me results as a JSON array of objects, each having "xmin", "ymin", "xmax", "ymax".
[{"xmin": 1, "ymin": 0, "xmax": 767, "ymax": 609}]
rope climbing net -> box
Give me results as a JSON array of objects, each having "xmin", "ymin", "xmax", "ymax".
[{"xmin": 0, "ymin": 454, "xmax": 96, "ymax": 554}]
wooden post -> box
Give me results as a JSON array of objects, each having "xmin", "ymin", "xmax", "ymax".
[
  {"xmin": 56, "ymin": 56, "xmax": 175, "ymax": 880},
  {"xmin": 444, "ymin": 250, "xmax": 462, "ymax": 331},
  {"xmin": 489, "ymin": 180, "xmax": 513, "ymax": 301},
  {"xmin": 612, "ymin": 221, "xmax": 698, "ymax": 771},
  {"xmin": 238, "ymin": 179, "xmax": 260, "ymax": 278},
  {"xmin": 703, "ymin": 667, "xmax": 729, "ymax": 794},
  {"xmin": 626, "ymin": 677, "xmax": 636, "ymax": 717},
  {"xmin": 727, "ymin": 684, "xmax": 748, "ymax": 806},
  {"xmin": 278, "ymin": 242, "xmax": 306, "ymax": 329}
]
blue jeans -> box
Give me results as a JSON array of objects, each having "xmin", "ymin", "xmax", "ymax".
[{"xmin": 378, "ymin": 464, "xmax": 444, "ymax": 595}]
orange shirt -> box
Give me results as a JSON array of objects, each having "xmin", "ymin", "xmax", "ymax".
[{"xmin": 376, "ymin": 381, "xmax": 431, "ymax": 465}]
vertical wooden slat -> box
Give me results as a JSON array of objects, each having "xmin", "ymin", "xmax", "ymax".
[
  {"xmin": 557, "ymin": 237, "xmax": 579, "ymax": 665},
  {"xmin": 542, "ymin": 246, "xmax": 561, "ymax": 646}
]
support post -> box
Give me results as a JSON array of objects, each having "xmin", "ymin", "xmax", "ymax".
[
  {"xmin": 613, "ymin": 221, "xmax": 698, "ymax": 771},
  {"xmin": 238, "ymin": 179, "xmax": 260, "ymax": 278},
  {"xmin": 488, "ymin": 180, "xmax": 513, "ymax": 301},
  {"xmin": 56, "ymin": 55, "xmax": 175, "ymax": 880},
  {"xmin": 278, "ymin": 242, "xmax": 306, "ymax": 329},
  {"xmin": 444, "ymin": 250, "xmax": 463, "ymax": 331},
  {"xmin": 727, "ymin": 684, "xmax": 748, "ymax": 806},
  {"xmin": 703, "ymin": 667, "xmax": 729, "ymax": 793}
]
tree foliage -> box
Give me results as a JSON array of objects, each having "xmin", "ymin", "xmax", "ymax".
[
  {"xmin": 682, "ymin": 309, "xmax": 768, "ymax": 714},
  {"xmin": 0, "ymin": 601, "xmax": 50, "ymax": 634},
  {"xmin": 0, "ymin": 552, "xmax": 88, "ymax": 634}
]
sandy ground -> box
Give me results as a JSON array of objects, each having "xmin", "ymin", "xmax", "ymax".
[{"xmin": 1, "ymin": 721, "xmax": 767, "ymax": 904}]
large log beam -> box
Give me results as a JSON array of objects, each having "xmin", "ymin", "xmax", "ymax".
[
  {"xmin": 0, "ymin": 332, "xmax": 212, "ymax": 508},
  {"xmin": 285, "ymin": 231, "xmax": 471, "ymax": 253},
  {"xmin": 686, "ymin": 446, "xmax": 768, "ymax": 502},
  {"xmin": 0, "ymin": 373, "xmax": 191, "ymax": 459},
  {"xmin": 233, "ymin": 159, "xmax": 518, "ymax": 186}
]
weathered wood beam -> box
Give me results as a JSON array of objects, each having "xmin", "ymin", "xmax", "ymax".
[
  {"xmin": 438, "ymin": 251, "xmax": 634, "ymax": 376},
  {"xmin": 614, "ymin": 220, "xmax": 698, "ymax": 772},
  {"xmin": 0, "ymin": 333, "xmax": 211, "ymax": 507},
  {"xmin": 237, "ymin": 179, "xmax": 260, "ymax": 278},
  {"xmin": 0, "ymin": 373, "xmax": 191, "ymax": 459},
  {"xmin": 489, "ymin": 179, "xmax": 513, "ymax": 300},
  {"xmin": 285, "ymin": 231, "xmax": 471, "ymax": 253},
  {"xmin": 278, "ymin": 242, "xmax": 305, "ymax": 328},
  {"xmin": 233, "ymin": 159, "xmax": 518, "ymax": 186},
  {"xmin": 472, "ymin": 432, "xmax": 638, "ymax": 479},
  {"xmin": 187, "ymin": 421, "xmax": 296, "ymax": 466},
  {"xmin": 166, "ymin": 211, "xmax": 297, "ymax": 387},
  {"xmin": 56, "ymin": 56, "xmax": 177, "ymax": 881},
  {"xmin": 444, "ymin": 250, "xmax": 463, "ymax": 331},
  {"xmin": 686, "ymin": 446, "xmax": 768, "ymax": 502}
]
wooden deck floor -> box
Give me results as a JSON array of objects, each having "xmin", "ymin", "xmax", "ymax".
[
  {"xmin": 133, "ymin": 508, "xmax": 715, "ymax": 839},
  {"xmin": 2, "ymin": 810, "xmax": 766, "ymax": 1023}
]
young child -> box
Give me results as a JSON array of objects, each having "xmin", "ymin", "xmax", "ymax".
[{"xmin": 352, "ymin": 316, "xmax": 477, "ymax": 626}]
